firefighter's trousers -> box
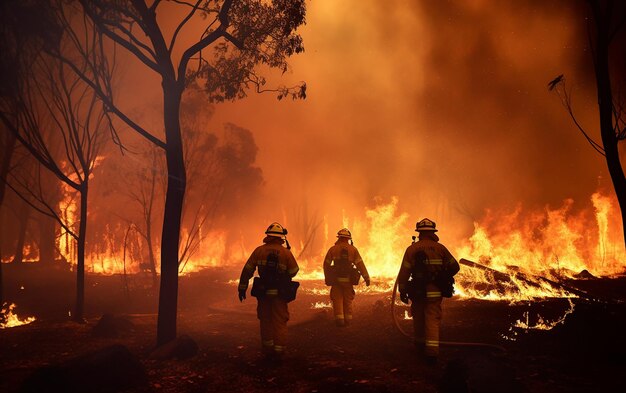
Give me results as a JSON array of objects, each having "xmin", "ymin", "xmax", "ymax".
[
  {"xmin": 257, "ymin": 295, "xmax": 289, "ymax": 354},
  {"xmin": 330, "ymin": 283, "xmax": 355, "ymax": 325},
  {"xmin": 410, "ymin": 284, "xmax": 443, "ymax": 356}
]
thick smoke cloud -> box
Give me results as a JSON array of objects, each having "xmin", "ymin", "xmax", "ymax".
[
  {"xmin": 4, "ymin": 1, "xmax": 624, "ymax": 268},
  {"xmin": 206, "ymin": 0, "xmax": 618, "ymax": 247}
]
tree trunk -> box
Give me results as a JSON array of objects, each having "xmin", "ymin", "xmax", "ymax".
[
  {"xmin": 0, "ymin": 132, "xmax": 17, "ymax": 306},
  {"xmin": 591, "ymin": 0, "xmax": 626, "ymax": 249},
  {"xmin": 147, "ymin": 153, "xmax": 158, "ymax": 290},
  {"xmin": 38, "ymin": 216, "xmax": 56, "ymax": 264},
  {"xmin": 12, "ymin": 201, "xmax": 30, "ymax": 263},
  {"xmin": 156, "ymin": 82, "xmax": 186, "ymax": 346},
  {"xmin": 146, "ymin": 218, "xmax": 158, "ymax": 290},
  {"xmin": 74, "ymin": 182, "xmax": 88, "ymax": 322}
]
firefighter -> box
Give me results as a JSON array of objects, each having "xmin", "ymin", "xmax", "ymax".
[
  {"xmin": 238, "ymin": 222, "xmax": 299, "ymax": 359},
  {"xmin": 397, "ymin": 218, "xmax": 460, "ymax": 365},
  {"xmin": 323, "ymin": 228, "xmax": 370, "ymax": 327}
]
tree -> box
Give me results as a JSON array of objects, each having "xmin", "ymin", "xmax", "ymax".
[
  {"xmin": 549, "ymin": 0, "xmax": 626, "ymax": 248},
  {"xmin": 0, "ymin": 1, "xmax": 113, "ymax": 321},
  {"xmin": 54, "ymin": 0, "xmax": 305, "ymax": 345},
  {"xmin": 0, "ymin": 129, "xmax": 17, "ymax": 308}
]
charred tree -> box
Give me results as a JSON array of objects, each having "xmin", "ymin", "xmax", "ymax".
[
  {"xmin": 11, "ymin": 200, "xmax": 31, "ymax": 264},
  {"xmin": 38, "ymin": 211, "xmax": 58, "ymax": 265},
  {"xmin": 589, "ymin": 0, "xmax": 626, "ymax": 249},
  {"xmin": 0, "ymin": 1, "xmax": 113, "ymax": 321},
  {"xmin": 122, "ymin": 145, "xmax": 162, "ymax": 290},
  {"xmin": 62, "ymin": 0, "xmax": 306, "ymax": 346},
  {"xmin": 0, "ymin": 0, "xmax": 21, "ymax": 308},
  {"xmin": 0, "ymin": 132, "xmax": 17, "ymax": 306},
  {"xmin": 550, "ymin": 0, "xmax": 626, "ymax": 248}
]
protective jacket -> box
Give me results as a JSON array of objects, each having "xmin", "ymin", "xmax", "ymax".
[
  {"xmin": 323, "ymin": 239, "xmax": 369, "ymax": 286},
  {"xmin": 238, "ymin": 236, "xmax": 299, "ymax": 355},
  {"xmin": 397, "ymin": 233, "xmax": 459, "ymax": 299},
  {"xmin": 239, "ymin": 236, "xmax": 299, "ymax": 295},
  {"xmin": 323, "ymin": 238, "xmax": 369, "ymax": 326},
  {"xmin": 397, "ymin": 232, "xmax": 459, "ymax": 357}
]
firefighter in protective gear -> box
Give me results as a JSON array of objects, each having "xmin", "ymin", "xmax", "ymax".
[
  {"xmin": 238, "ymin": 222, "xmax": 299, "ymax": 358},
  {"xmin": 323, "ymin": 228, "xmax": 370, "ymax": 327},
  {"xmin": 397, "ymin": 218, "xmax": 460, "ymax": 364}
]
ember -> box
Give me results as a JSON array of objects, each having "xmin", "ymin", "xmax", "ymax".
[{"xmin": 513, "ymin": 299, "xmax": 576, "ymax": 331}]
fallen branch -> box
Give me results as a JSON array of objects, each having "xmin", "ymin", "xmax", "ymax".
[{"xmin": 459, "ymin": 258, "xmax": 607, "ymax": 303}]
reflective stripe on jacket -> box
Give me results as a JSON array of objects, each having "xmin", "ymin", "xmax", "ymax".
[
  {"xmin": 397, "ymin": 235, "xmax": 459, "ymax": 294},
  {"xmin": 323, "ymin": 239, "xmax": 369, "ymax": 283},
  {"xmin": 238, "ymin": 237, "xmax": 299, "ymax": 293}
]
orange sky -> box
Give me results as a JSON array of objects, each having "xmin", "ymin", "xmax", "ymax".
[{"xmin": 112, "ymin": 0, "xmax": 617, "ymax": 246}]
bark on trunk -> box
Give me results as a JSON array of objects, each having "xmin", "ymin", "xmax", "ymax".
[
  {"xmin": 38, "ymin": 216, "xmax": 56, "ymax": 264},
  {"xmin": 591, "ymin": 1, "xmax": 626, "ymax": 249},
  {"xmin": 0, "ymin": 131, "xmax": 17, "ymax": 307},
  {"xmin": 12, "ymin": 201, "xmax": 30, "ymax": 263},
  {"xmin": 74, "ymin": 183, "xmax": 88, "ymax": 322},
  {"xmin": 146, "ymin": 157, "xmax": 158, "ymax": 290},
  {"xmin": 156, "ymin": 82, "xmax": 185, "ymax": 346}
]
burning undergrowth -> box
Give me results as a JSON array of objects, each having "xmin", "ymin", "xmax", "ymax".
[
  {"xmin": 0, "ymin": 303, "xmax": 36, "ymax": 329},
  {"xmin": 7, "ymin": 186, "xmax": 624, "ymax": 306}
]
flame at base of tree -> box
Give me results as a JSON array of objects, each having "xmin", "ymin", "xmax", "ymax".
[{"xmin": 0, "ymin": 303, "xmax": 36, "ymax": 329}]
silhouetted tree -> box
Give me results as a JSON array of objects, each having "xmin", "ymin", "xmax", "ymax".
[
  {"xmin": 0, "ymin": 130, "xmax": 16, "ymax": 307},
  {"xmin": 0, "ymin": 1, "xmax": 113, "ymax": 321},
  {"xmin": 52, "ymin": 0, "xmax": 305, "ymax": 345},
  {"xmin": 550, "ymin": 0, "xmax": 626, "ymax": 248}
]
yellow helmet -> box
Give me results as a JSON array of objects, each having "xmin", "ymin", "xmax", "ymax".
[
  {"xmin": 265, "ymin": 222, "xmax": 287, "ymax": 238},
  {"xmin": 337, "ymin": 228, "xmax": 352, "ymax": 239},
  {"xmin": 415, "ymin": 218, "xmax": 437, "ymax": 232}
]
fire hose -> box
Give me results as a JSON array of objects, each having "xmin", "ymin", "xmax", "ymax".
[{"xmin": 390, "ymin": 277, "xmax": 506, "ymax": 353}]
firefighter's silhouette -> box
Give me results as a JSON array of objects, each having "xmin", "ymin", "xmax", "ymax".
[
  {"xmin": 397, "ymin": 218, "xmax": 460, "ymax": 364},
  {"xmin": 238, "ymin": 222, "xmax": 299, "ymax": 359},
  {"xmin": 323, "ymin": 228, "xmax": 370, "ymax": 327}
]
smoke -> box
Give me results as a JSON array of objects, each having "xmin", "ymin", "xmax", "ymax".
[
  {"xmin": 206, "ymin": 0, "xmax": 617, "ymax": 247},
  {"xmin": 6, "ymin": 1, "xmax": 619, "ymax": 266}
]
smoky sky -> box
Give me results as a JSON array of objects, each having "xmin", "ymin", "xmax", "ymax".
[
  {"xmin": 203, "ymin": 0, "xmax": 624, "ymax": 243},
  {"xmin": 107, "ymin": 0, "xmax": 625, "ymax": 247}
]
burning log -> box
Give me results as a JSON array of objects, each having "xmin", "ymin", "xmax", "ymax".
[{"xmin": 459, "ymin": 258, "xmax": 605, "ymax": 302}]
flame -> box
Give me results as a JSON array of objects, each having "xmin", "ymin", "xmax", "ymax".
[
  {"xmin": 58, "ymin": 183, "xmax": 78, "ymax": 264},
  {"xmin": 455, "ymin": 192, "xmax": 625, "ymax": 300},
  {"xmin": 294, "ymin": 197, "xmax": 408, "ymax": 281},
  {"xmin": 0, "ymin": 303, "xmax": 36, "ymax": 329},
  {"xmin": 513, "ymin": 299, "xmax": 576, "ymax": 331},
  {"xmin": 43, "ymin": 183, "xmax": 626, "ymax": 305}
]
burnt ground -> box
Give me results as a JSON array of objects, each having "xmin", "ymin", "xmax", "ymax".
[{"xmin": 1, "ymin": 263, "xmax": 626, "ymax": 393}]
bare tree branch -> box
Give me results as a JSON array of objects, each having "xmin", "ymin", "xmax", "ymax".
[
  {"xmin": 169, "ymin": 0, "xmax": 203, "ymax": 55},
  {"xmin": 549, "ymin": 77, "xmax": 606, "ymax": 156}
]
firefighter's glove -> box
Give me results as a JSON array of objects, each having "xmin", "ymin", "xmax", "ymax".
[
  {"xmin": 238, "ymin": 289, "xmax": 246, "ymax": 302},
  {"xmin": 400, "ymin": 292, "xmax": 410, "ymax": 304},
  {"xmin": 365, "ymin": 278, "xmax": 371, "ymax": 287}
]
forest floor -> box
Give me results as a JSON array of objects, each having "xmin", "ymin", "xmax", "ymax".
[{"xmin": 1, "ymin": 263, "xmax": 626, "ymax": 392}]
